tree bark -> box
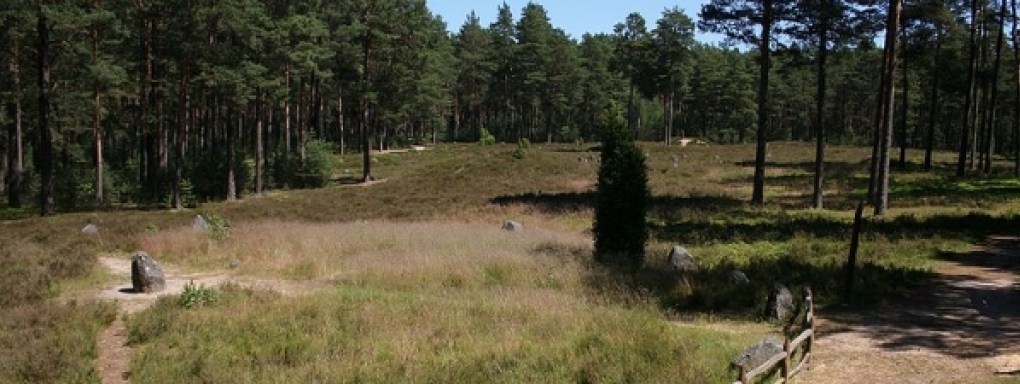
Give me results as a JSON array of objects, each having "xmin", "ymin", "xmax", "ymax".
[
  {"xmin": 227, "ymin": 112, "xmax": 237, "ymax": 201},
  {"xmin": 752, "ymin": 0, "xmax": 773, "ymax": 205},
  {"xmin": 172, "ymin": 59, "xmax": 189, "ymax": 210},
  {"xmin": 254, "ymin": 93, "xmax": 263, "ymax": 195},
  {"xmin": 899, "ymin": 38, "xmax": 908, "ymax": 168},
  {"xmin": 36, "ymin": 5, "xmax": 55, "ymax": 216},
  {"xmin": 7, "ymin": 34, "xmax": 23, "ymax": 208},
  {"xmin": 1012, "ymin": 0, "xmax": 1020, "ymax": 176},
  {"xmin": 958, "ymin": 0, "xmax": 980, "ymax": 177},
  {"xmin": 924, "ymin": 25, "xmax": 942, "ymax": 171},
  {"xmin": 361, "ymin": 12, "xmax": 373, "ymax": 183},
  {"xmin": 984, "ymin": 0, "xmax": 1007, "ymax": 175},
  {"xmin": 813, "ymin": 15, "xmax": 829, "ymax": 210},
  {"xmin": 874, "ymin": 0, "xmax": 903, "ymax": 216},
  {"xmin": 92, "ymin": 0, "xmax": 104, "ymax": 204}
]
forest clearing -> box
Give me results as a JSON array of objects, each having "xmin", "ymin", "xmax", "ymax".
[
  {"xmin": 7, "ymin": 0, "xmax": 1020, "ymax": 382},
  {"xmin": 2, "ymin": 142, "xmax": 1020, "ymax": 383}
]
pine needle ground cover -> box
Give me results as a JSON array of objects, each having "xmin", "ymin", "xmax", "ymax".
[{"xmin": 3, "ymin": 142, "xmax": 1017, "ymax": 382}]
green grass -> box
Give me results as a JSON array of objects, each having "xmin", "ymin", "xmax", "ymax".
[{"xmin": 2, "ymin": 141, "xmax": 1019, "ymax": 382}]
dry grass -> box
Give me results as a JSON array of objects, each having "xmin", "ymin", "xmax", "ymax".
[
  {"xmin": 127, "ymin": 221, "xmax": 760, "ymax": 382},
  {"xmin": 140, "ymin": 219, "xmax": 592, "ymax": 289}
]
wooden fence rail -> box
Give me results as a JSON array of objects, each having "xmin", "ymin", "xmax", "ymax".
[{"xmin": 734, "ymin": 288, "xmax": 815, "ymax": 384}]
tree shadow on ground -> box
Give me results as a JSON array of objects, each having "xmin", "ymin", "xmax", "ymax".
[
  {"xmin": 652, "ymin": 210, "xmax": 1020, "ymax": 245},
  {"xmin": 817, "ymin": 239, "xmax": 1020, "ymax": 359},
  {"xmin": 491, "ymin": 192, "xmax": 746, "ymax": 215},
  {"xmin": 495, "ymin": 191, "xmax": 1020, "ymax": 245},
  {"xmin": 579, "ymin": 252, "xmax": 935, "ymax": 318}
]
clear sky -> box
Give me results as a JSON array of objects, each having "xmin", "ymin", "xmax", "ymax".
[{"xmin": 427, "ymin": 0, "xmax": 723, "ymax": 43}]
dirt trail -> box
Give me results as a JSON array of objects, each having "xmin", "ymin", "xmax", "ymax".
[
  {"xmin": 92, "ymin": 255, "xmax": 328, "ymax": 384},
  {"xmin": 798, "ymin": 236, "xmax": 1020, "ymax": 383}
]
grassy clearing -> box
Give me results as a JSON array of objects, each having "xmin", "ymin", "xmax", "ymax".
[{"xmin": 4, "ymin": 141, "xmax": 1020, "ymax": 382}]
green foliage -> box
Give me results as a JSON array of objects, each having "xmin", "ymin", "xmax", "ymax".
[
  {"xmin": 518, "ymin": 138, "xmax": 531, "ymax": 149},
  {"xmin": 179, "ymin": 281, "xmax": 218, "ymax": 309},
  {"xmin": 270, "ymin": 140, "xmax": 336, "ymax": 189},
  {"xmin": 188, "ymin": 150, "xmax": 252, "ymax": 201},
  {"xmin": 594, "ymin": 107, "xmax": 650, "ymax": 268},
  {"xmin": 478, "ymin": 128, "xmax": 497, "ymax": 145},
  {"xmin": 203, "ymin": 213, "xmax": 231, "ymax": 242}
]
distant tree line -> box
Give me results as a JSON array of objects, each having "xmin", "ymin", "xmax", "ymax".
[{"xmin": 1, "ymin": 0, "xmax": 1019, "ymax": 215}]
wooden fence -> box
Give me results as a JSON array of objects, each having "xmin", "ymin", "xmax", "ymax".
[{"xmin": 733, "ymin": 288, "xmax": 815, "ymax": 384}]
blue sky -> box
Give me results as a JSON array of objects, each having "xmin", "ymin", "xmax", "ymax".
[{"xmin": 427, "ymin": 0, "xmax": 723, "ymax": 43}]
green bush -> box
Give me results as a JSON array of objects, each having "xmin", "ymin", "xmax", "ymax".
[
  {"xmin": 594, "ymin": 105, "xmax": 649, "ymax": 268},
  {"xmin": 179, "ymin": 281, "xmax": 217, "ymax": 309},
  {"xmin": 479, "ymin": 128, "xmax": 496, "ymax": 146},
  {"xmin": 270, "ymin": 140, "xmax": 335, "ymax": 189}
]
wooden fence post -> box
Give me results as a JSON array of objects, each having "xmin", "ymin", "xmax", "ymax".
[{"xmin": 782, "ymin": 338, "xmax": 791, "ymax": 380}]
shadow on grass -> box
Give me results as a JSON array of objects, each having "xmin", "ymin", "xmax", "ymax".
[
  {"xmin": 492, "ymin": 192, "xmax": 746, "ymax": 215},
  {"xmin": 653, "ymin": 211, "xmax": 1020, "ymax": 245},
  {"xmin": 581, "ymin": 253, "xmax": 935, "ymax": 317}
]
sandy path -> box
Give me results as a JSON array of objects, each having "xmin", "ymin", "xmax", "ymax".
[
  {"xmin": 93, "ymin": 255, "xmax": 329, "ymax": 383},
  {"xmin": 797, "ymin": 236, "xmax": 1020, "ymax": 383}
]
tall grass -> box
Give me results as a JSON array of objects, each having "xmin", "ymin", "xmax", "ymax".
[{"xmin": 128, "ymin": 221, "xmax": 760, "ymax": 382}]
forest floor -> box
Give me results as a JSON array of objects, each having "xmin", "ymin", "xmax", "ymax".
[
  {"xmin": 91, "ymin": 256, "xmax": 329, "ymax": 384},
  {"xmin": 799, "ymin": 236, "xmax": 1020, "ymax": 384}
]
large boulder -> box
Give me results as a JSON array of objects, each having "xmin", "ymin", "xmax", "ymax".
[
  {"xmin": 728, "ymin": 270, "xmax": 751, "ymax": 286},
  {"xmin": 668, "ymin": 246, "xmax": 696, "ymax": 272},
  {"xmin": 731, "ymin": 335, "xmax": 784, "ymax": 371},
  {"xmin": 192, "ymin": 215, "xmax": 210, "ymax": 231},
  {"xmin": 502, "ymin": 220, "xmax": 523, "ymax": 232},
  {"xmin": 131, "ymin": 251, "xmax": 166, "ymax": 293},
  {"xmin": 81, "ymin": 224, "xmax": 99, "ymax": 235},
  {"xmin": 765, "ymin": 284, "xmax": 795, "ymax": 320}
]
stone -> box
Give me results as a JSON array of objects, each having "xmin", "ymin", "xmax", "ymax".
[
  {"xmin": 81, "ymin": 224, "xmax": 99, "ymax": 235},
  {"xmin": 731, "ymin": 335, "xmax": 784, "ymax": 371},
  {"xmin": 192, "ymin": 215, "xmax": 209, "ymax": 231},
  {"xmin": 131, "ymin": 251, "xmax": 166, "ymax": 293},
  {"xmin": 765, "ymin": 284, "xmax": 795, "ymax": 320},
  {"xmin": 728, "ymin": 270, "xmax": 751, "ymax": 286},
  {"xmin": 502, "ymin": 220, "xmax": 523, "ymax": 232},
  {"xmin": 668, "ymin": 246, "xmax": 696, "ymax": 272}
]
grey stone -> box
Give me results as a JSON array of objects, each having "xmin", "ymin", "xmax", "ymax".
[
  {"xmin": 502, "ymin": 220, "xmax": 524, "ymax": 232},
  {"xmin": 131, "ymin": 251, "xmax": 166, "ymax": 293},
  {"xmin": 728, "ymin": 270, "xmax": 751, "ymax": 286},
  {"xmin": 81, "ymin": 224, "xmax": 99, "ymax": 235},
  {"xmin": 766, "ymin": 284, "xmax": 795, "ymax": 320},
  {"xmin": 192, "ymin": 215, "xmax": 209, "ymax": 231},
  {"xmin": 731, "ymin": 335, "xmax": 784, "ymax": 371},
  {"xmin": 668, "ymin": 246, "xmax": 696, "ymax": 272}
]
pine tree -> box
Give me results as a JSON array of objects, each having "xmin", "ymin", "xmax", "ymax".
[{"xmin": 594, "ymin": 103, "xmax": 649, "ymax": 269}]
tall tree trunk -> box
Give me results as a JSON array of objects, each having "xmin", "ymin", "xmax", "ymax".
[
  {"xmin": 958, "ymin": 0, "xmax": 980, "ymax": 177},
  {"xmin": 361, "ymin": 15, "xmax": 373, "ymax": 183},
  {"xmin": 985, "ymin": 0, "xmax": 1007, "ymax": 174},
  {"xmin": 667, "ymin": 92, "xmax": 676, "ymax": 146},
  {"xmin": 284, "ymin": 66, "xmax": 291, "ymax": 154},
  {"xmin": 337, "ymin": 96, "xmax": 344, "ymax": 155},
  {"xmin": 36, "ymin": 5, "xmax": 55, "ymax": 216},
  {"xmin": 254, "ymin": 93, "xmax": 263, "ymax": 195},
  {"xmin": 227, "ymin": 112, "xmax": 237, "ymax": 201},
  {"xmin": 7, "ymin": 34, "xmax": 23, "ymax": 208},
  {"xmin": 875, "ymin": 0, "xmax": 903, "ymax": 216},
  {"xmin": 899, "ymin": 41, "xmax": 909, "ymax": 168},
  {"xmin": 813, "ymin": 16, "xmax": 829, "ymax": 210},
  {"xmin": 924, "ymin": 25, "xmax": 943, "ymax": 171},
  {"xmin": 92, "ymin": 0, "xmax": 104, "ymax": 204},
  {"xmin": 172, "ymin": 59, "xmax": 189, "ymax": 210},
  {"xmin": 1012, "ymin": 0, "xmax": 1020, "ymax": 176},
  {"xmin": 752, "ymin": 0, "xmax": 773, "ymax": 205}
]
